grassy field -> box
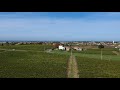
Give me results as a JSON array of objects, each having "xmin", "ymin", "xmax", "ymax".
[
  {"xmin": 52, "ymin": 48, "xmax": 120, "ymax": 61},
  {"xmin": 73, "ymin": 48, "xmax": 118, "ymax": 55},
  {"xmin": 0, "ymin": 50, "xmax": 5, "ymax": 52},
  {"xmin": 0, "ymin": 45, "xmax": 69, "ymax": 78},
  {"xmin": 1, "ymin": 45, "xmax": 120, "ymax": 78},
  {"xmin": 52, "ymin": 48, "xmax": 120, "ymax": 78},
  {"xmin": 76, "ymin": 56, "xmax": 120, "ymax": 78},
  {"xmin": 0, "ymin": 44, "xmax": 53, "ymax": 51}
]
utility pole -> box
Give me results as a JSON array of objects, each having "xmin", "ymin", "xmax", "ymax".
[
  {"xmin": 101, "ymin": 49, "xmax": 102, "ymax": 60},
  {"xmin": 70, "ymin": 43, "xmax": 72, "ymax": 56},
  {"xmin": 44, "ymin": 46, "xmax": 45, "ymax": 52},
  {"xmin": 71, "ymin": 47, "xmax": 72, "ymax": 56}
]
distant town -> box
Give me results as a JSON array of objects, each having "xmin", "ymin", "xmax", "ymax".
[{"xmin": 1, "ymin": 41, "xmax": 120, "ymax": 52}]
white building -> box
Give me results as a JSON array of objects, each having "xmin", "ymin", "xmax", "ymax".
[
  {"xmin": 113, "ymin": 41, "xmax": 114, "ymax": 44},
  {"xmin": 73, "ymin": 46, "xmax": 82, "ymax": 51},
  {"xmin": 65, "ymin": 46, "xmax": 70, "ymax": 51},
  {"xmin": 59, "ymin": 45, "xmax": 65, "ymax": 50}
]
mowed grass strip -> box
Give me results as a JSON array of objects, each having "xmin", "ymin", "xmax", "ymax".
[
  {"xmin": 0, "ymin": 50, "xmax": 68, "ymax": 78},
  {"xmin": 76, "ymin": 56, "xmax": 120, "ymax": 78}
]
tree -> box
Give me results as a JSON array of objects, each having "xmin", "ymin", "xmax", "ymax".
[
  {"xmin": 98, "ymin": 44, "xmax": 104, "ymax": 60},
  {"xmin": 1, "ymin": 43, "xmax": 3, "ymax": 46},
  {"xmin": 6, "ymin": 41, "xmax": 9, "ymax": 46}
]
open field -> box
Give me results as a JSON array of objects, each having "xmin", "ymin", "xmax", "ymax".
[
  {"xmin": 52, "ymin": 48, "xmax": 120, "ymax": 61},
  {"xmin": 0, "ymin": 45, "xmax": 53, "ymax": 51},
  {"xmin": 52, "ymin": 48, "xmax": 120, "ymax": 78},
  {"xmin": 0, "ymin": 45, "xmax": 68, "ymax": 78},
  {"xmin": 0, "ymin": 45, "xmax": 120, "ymax": 78},
  {"xmin": 73, "ymin": 48, "xmax": 118, "ymax": 55},
  {"xmin": 76, "ymin": 56, "xmax": 120, "ymax": 78}
]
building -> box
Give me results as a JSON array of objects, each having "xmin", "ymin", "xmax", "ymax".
[
  {"xmin": 73, "ymin": 46, "xmax": 83, "ymax": 51},
  {"xmin": 65, "ymin": 46, "xmax": 70, "ymax": 51},
  {"xmin": 58, "ymin": 45, "xmax": 65, "ymax": 50},
  {"xmin": 113, "ymin": 41, "xmax": 115, "ymax": 44}
]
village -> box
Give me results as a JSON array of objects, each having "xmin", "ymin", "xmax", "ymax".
[{"xmin": 1, "ymin": 41, "xmax": 120, "ymax": 52}]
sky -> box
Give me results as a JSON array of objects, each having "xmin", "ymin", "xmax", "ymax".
[{"xmin": 0, "ymin": 12, "xmax": 120, "ymax": 41}]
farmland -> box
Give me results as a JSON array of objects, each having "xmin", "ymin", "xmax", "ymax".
[
  {"xmin": 52, "ymin": 48, "xmax": 120, "ymax": 78},
  {"xmin": 0, "ymin": 44, "xmax": 120, "ymax": 78},
  {"xmin": 0, "ymin": 44, "xmax": 53, "ymax": 51},
  {"xmin": 52, "ymin": 48, "xmax": 120, "ymax": 61},
  {"xmin": 76, "ymin": 57, "xmax": 120, "ymax": 78},
  {"xmin": 0, "ymin": 45, "xmax": 69, "ymax": 78}
]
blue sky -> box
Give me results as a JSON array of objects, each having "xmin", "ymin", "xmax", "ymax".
[{"xmin": 0, "ymin": 12, "xmax": 120, "ymax": 41}]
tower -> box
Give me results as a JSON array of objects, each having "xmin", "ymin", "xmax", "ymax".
[{"xmin": 113, "ymin": 41, "xmax": 114, "ymax": 44}]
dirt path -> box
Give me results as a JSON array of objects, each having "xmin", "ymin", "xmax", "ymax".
[
  {"xmin": 67, "ymin": 55, "xmax": 79, "ymax": 78},
  {"xmin": 112, "ymin": 51, "xmax": 119, "ymax": 55}
]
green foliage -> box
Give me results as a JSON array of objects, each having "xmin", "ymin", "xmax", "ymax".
[{"xmin": 98, "ymin": 44, "xmax": 104, "ymax": 49}]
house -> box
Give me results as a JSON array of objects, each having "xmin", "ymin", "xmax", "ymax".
[
  {"xmin": 53, "ymin": 43, "xmax": 60, "ymax": 48},
  {"xmin": 58, "ymin": 45, "xmax": 65, "ymax": 50},
  {"xmin": 73, "ymin": 46, "xmax": 83, "ymax": 51},
  {"xmin": 65, "ymin": 46, "xmax": 70, "ymax": 51}
]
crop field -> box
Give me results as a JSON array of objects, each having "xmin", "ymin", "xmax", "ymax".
[
  {"xmin": 51, "ymin": 48, "xmax": 120, "ymax": 78},
  {"xmin": 0, "ymin": 45, "xmax": 120, "ymax": 78},
  {"xmin": 76, "ymin": 56, "xmax": 120, "ymax": 78},
  {"xmin": 52, "ymin": 48, "xmax": 120, "ymax": 61},
  {"xmin": 0, "ymin": 45, "xmax": 69, "ymax": 78},
  {"xmin": 73, "ymin": 48, "xmax": 118, "ymax": 55},
  {"xmin": 0, "ymin": 45, "xmax": 53, "ymax": 51}
]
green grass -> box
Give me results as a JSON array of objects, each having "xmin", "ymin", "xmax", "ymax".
[
  {"xmin": 76, "ymin": 56, "xmax": 120, "ymax": 78},
  {"xmin": 0, "ymin": 45, "xmax": 68, "ymax": 78}
]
